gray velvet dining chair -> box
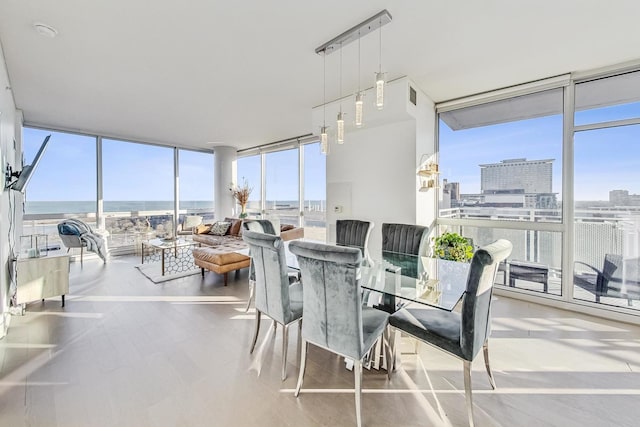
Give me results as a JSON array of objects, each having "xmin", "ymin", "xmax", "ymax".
[
  {"xmin": 242, "ymin": 230, "xmax": 303, "ymax": 381},
  {"xmin": 381, "ymin": 223, "xmax": 429, "ymax": 279},
  {"xmin": 242, "ymin": 220, "xmax": 276, "ymax": 312},
  {"xmin": 336, "ymin": 219, "xmax": 374, "ymax": 264},
  {"xmin": 288, "ymin": 240, "xmax": 390, "ymax": 427},
  {"xmin": 242, "ymin": 220, "xmax": 298, "ymax": 312},
  {"xmin": 387, "ymin": 239, "xmax": 512, "ymax": 427}
]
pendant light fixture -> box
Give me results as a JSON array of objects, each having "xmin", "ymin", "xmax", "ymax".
[
  {"xmin": 354, "ymin": 32, "xmax": 364, "ymax": 128},
  {"xmin": 314, "ymin": 10, "xmax": 391, "ymax": 144},
  {"xmin": 336, "ymin": 42, "xmax": 345, "ymax": 144},
  {"xmin": 320, "ymin": 53, "xmax": 329, "ymax": 154},
  {"xmin": 375, "ymin": 17, "xmax": 386, "ymax": 110}
]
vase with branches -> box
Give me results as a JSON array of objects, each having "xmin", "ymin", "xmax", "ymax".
[{"xmin": 229, "ymin": 178, "xmax": 253, "ymax": 218}]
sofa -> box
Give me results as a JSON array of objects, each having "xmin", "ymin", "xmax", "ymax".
[{"xmin": 191, "ymin": 217, "xmax": 304, "ymax": 285}]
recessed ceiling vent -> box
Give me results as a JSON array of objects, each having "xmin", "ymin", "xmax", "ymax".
[{"xmin": 409, "ymin": 86, "xmax": 417, "ymax": 105}]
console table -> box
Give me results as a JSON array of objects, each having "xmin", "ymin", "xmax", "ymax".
[{"xmin": 16, "ymin": 254, "xmax": 70, "ymax": 308}]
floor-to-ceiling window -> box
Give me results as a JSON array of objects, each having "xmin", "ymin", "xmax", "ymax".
[
  {"xmin": 573, "ymin": 71, "xmax": 640, "ymax": 310},
  {"xmin": 20, "ymin": 128, "xmax": 215, "ymax": 256},
  {"xmin": 102, "ymin": 139, "xmax": 174, "ymax": 252},
  {"xmin": 236, "ymin": 140, "xmax": 325, "ymax": 239},
  {"xmin": 438, "ymin": 88, "xmax": 564, "ymax": 295},
  {"xmin": 438, "ymin": 70, "xmax": 640, "ymax": 314},
  {"xmin": 237, "ymin": 155, "xmax": 261, "ymax": 218},
  {"xmin": 265, "ymin": 148, "xmax": 299, "ymax": 226},
  {"xmin": 303, "ymin": 142, "xmax": 326, "ymax": 241},
  {"xmin": 21, "ymin": 128, "xmax": 97, "ymax": 253},
  {"xmin": 178, "ymin": 149, "xmax": 215, "ymax": 224}
]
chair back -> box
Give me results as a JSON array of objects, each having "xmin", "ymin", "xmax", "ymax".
[
  {"xmin": 58, "ymin": 220, "xmax": 89, "ymax": 249},
  {"xmin": 381, "ymin": 223, "xmax": 429, "ymax": 279},
  {"xmin": 460, "ymin": 239, "xmax": 512, "ymax": 360},
  {"xmin": 598, "ymin": 253, "xmax": 623, "ymax": 294},
  {"xmin": 336, "ymin": 219, "xmax": 373, "ymax": 257},
  {"xmin": 288, "ymin": 241, "xmax": 365, "ymax": 360},
  {"xmin": 242, "ymin": 230, "xmax": 294, "ymax": 324},
  {"xmin": 381, "ymin": 223, "xmax": 428, "ymax": 255},
  {"xmin": 242, "ymin": 219, "xmax": 276, "ymax": 235}
]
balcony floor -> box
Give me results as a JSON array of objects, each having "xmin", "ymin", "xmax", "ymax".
[{"xmin": 1, "ymin": 256, "xmax": 639, "ymax": 426}]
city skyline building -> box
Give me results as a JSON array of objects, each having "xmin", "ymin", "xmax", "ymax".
[{"xmin": 442, "ymin": 158, "xmax": 558, "ymax": 209}]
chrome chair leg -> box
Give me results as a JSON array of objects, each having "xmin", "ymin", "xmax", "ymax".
[
  {"xmin": 463, "ymin": 360, "xmax": 475, "ymax": 427},
  {"xmin": 281, "ymin": 324, "xmax": 289, "ymax": 381},
  {"xmin": 297, "ymin": 319, "xmax": 303, "ymax": 358},
  {"xmin": 244, "ymin": 280, "xmax": 255, "ymax": 312},
  {"xmin": 384, "ymin": 326, "xmax": 394, "ymax": 380},
  {"xmin": 483, "ymin": 341, "xmax": 496, "ymax": 389},
  {"xmin": 249, "ymin": 310, "xmax": 262, "ymax": 354},
  {"xmin": 294, "ymin": 340, "xmax": 308, "ymax": 397},
  {"xmin": 387, "ymin": 327, "xmax": 397, "ymax": 380},
  {"xmin": 354, "ymin": 360, "xmax": 363, "ymax": 427}
]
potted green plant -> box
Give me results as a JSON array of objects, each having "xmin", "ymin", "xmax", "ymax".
[{"xmin": 432, "ymin": 232, "xmax": 474, "ymax": 263}]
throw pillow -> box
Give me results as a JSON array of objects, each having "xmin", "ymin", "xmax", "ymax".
[
  {"xmin": 224, "ymin": 217, "xmax": 242, "ymax": 236},
  {"xmin": 195, "ymin": 224, "xmax": 212, "ymax": 234},
  {"xmin": 280, "ymin": 224, "xmax": 295, "ymax": 232},
  {"xmin": 209, "ymin": 221, "xmax": 231, "ymax": 236}
]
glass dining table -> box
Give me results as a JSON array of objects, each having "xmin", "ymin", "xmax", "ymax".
[
  {"xmin": 283, "ymin": 241, "xmax": 470, "ymax": 313},
  {"xmin": 360, "ymin": 252, "xmax": 470, "ymax": 313}
]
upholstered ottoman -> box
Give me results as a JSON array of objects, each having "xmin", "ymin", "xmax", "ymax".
[{"xmin": 192, "ymin": 246, "xmax": 250, "ymax": 286}]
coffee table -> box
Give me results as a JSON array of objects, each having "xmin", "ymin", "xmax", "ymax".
[{"xmin": 141, "ymin": 238, "xmax": 199, "ymax": 276}]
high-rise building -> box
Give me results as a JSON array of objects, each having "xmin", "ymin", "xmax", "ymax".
[
  {"xmin": 469, "ymin": 158, "xmax": 557, "ymax": 209},
  {"xmin": 609, "ymin": 189, "xmax": 640, "ymax": 206},
  {"xmin": 480, "ymin": 158, "xmax": 553, "ymax": 193}
]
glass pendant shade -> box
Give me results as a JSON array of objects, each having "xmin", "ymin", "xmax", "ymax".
[
  {"xmin": 336, "ymin": 112, "xmax": 345, "ymax": 144},
  {"xmin": 355, "ymin": 93, "xmax": 364, "ymax": 128},
  {"xmin": 320, "ymin": 126, "xmax": 329, "ymax": 154},
  {"xmin": 375, "ymin": 72, "xmax": 385, "ymax": 110}
]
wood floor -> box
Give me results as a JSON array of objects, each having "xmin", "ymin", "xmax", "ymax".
[{"xmin": 1, "ymin": 256, "xmax": 639, "ymax": 426}]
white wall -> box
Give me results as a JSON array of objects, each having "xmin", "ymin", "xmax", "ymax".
[
  {"xmin": 316, "ymin": 77, "xmax": 437, "ymax": 255},
  {"xmin": 326, "ymin": 120, "xmax": 416, "ymax": 254},
  {"xmin": 0, "ymin": 43, "xmax": 19, "ymax": 338}
]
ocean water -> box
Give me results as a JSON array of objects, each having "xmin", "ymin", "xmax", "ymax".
[
  {"xmin": 25, "ymin": 200, "xmax": 326, "ymax": 215},
  {"xmin": 25, "ymin": 201, "xmax": 214, "ymax": 215}
]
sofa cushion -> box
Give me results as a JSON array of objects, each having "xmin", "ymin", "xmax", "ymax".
[
  {"xmin": 183, "ymin": 215, "xmax": 203, "ymax": 231},
  {"xmin": 209, "ymin": 221, "xmax": 231, "ymax": 236}
]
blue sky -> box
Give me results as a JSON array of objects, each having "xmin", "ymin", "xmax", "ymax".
[
  {"xmin": 22, "ymin": 99, "xmax": 639, "ymax": 203},
  {"xmin": 23, "ymin": 128, "xmax": 325, "ymax": 202},
  {"xmin": 440, "ymin": 102, "xmax": 640, "ymax": 201}
]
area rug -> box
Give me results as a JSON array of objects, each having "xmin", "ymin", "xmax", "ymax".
[{"xmin": 135, "ymin": 262, "xmax": 200, "ymax": 283}]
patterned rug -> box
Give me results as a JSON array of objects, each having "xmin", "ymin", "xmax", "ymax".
[{"xmin": 135, "ymin": 262, "xmax": 200, "ymax": 283}]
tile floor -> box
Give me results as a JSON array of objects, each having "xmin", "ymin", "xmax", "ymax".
[{"xmin": 1, "ymin": 256, "xmax": 639, "ymax": 426}]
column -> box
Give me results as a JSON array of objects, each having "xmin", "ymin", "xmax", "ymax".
[{"xmin": 214, "ymin": 146, "xmax": 237, "ymax": 221}]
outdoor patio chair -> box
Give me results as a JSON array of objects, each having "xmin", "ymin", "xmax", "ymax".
[{"xmin": 574, "ymin": 254, "xmax": 640, "ymax": 306}]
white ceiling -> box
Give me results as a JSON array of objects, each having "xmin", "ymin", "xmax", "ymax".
[{"xmin": 1, "ymin": 1, "xmax": 640, "ymax": 151}]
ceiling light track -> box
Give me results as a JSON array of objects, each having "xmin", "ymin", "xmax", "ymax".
[{"xmin": 315, "ymin": 10, "xmax": 392, "ymax": 56}]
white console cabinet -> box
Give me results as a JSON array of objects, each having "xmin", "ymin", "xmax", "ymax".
[{"xmin": 16, "ymin": 254, "xmax": 70, "ymax": 307}]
